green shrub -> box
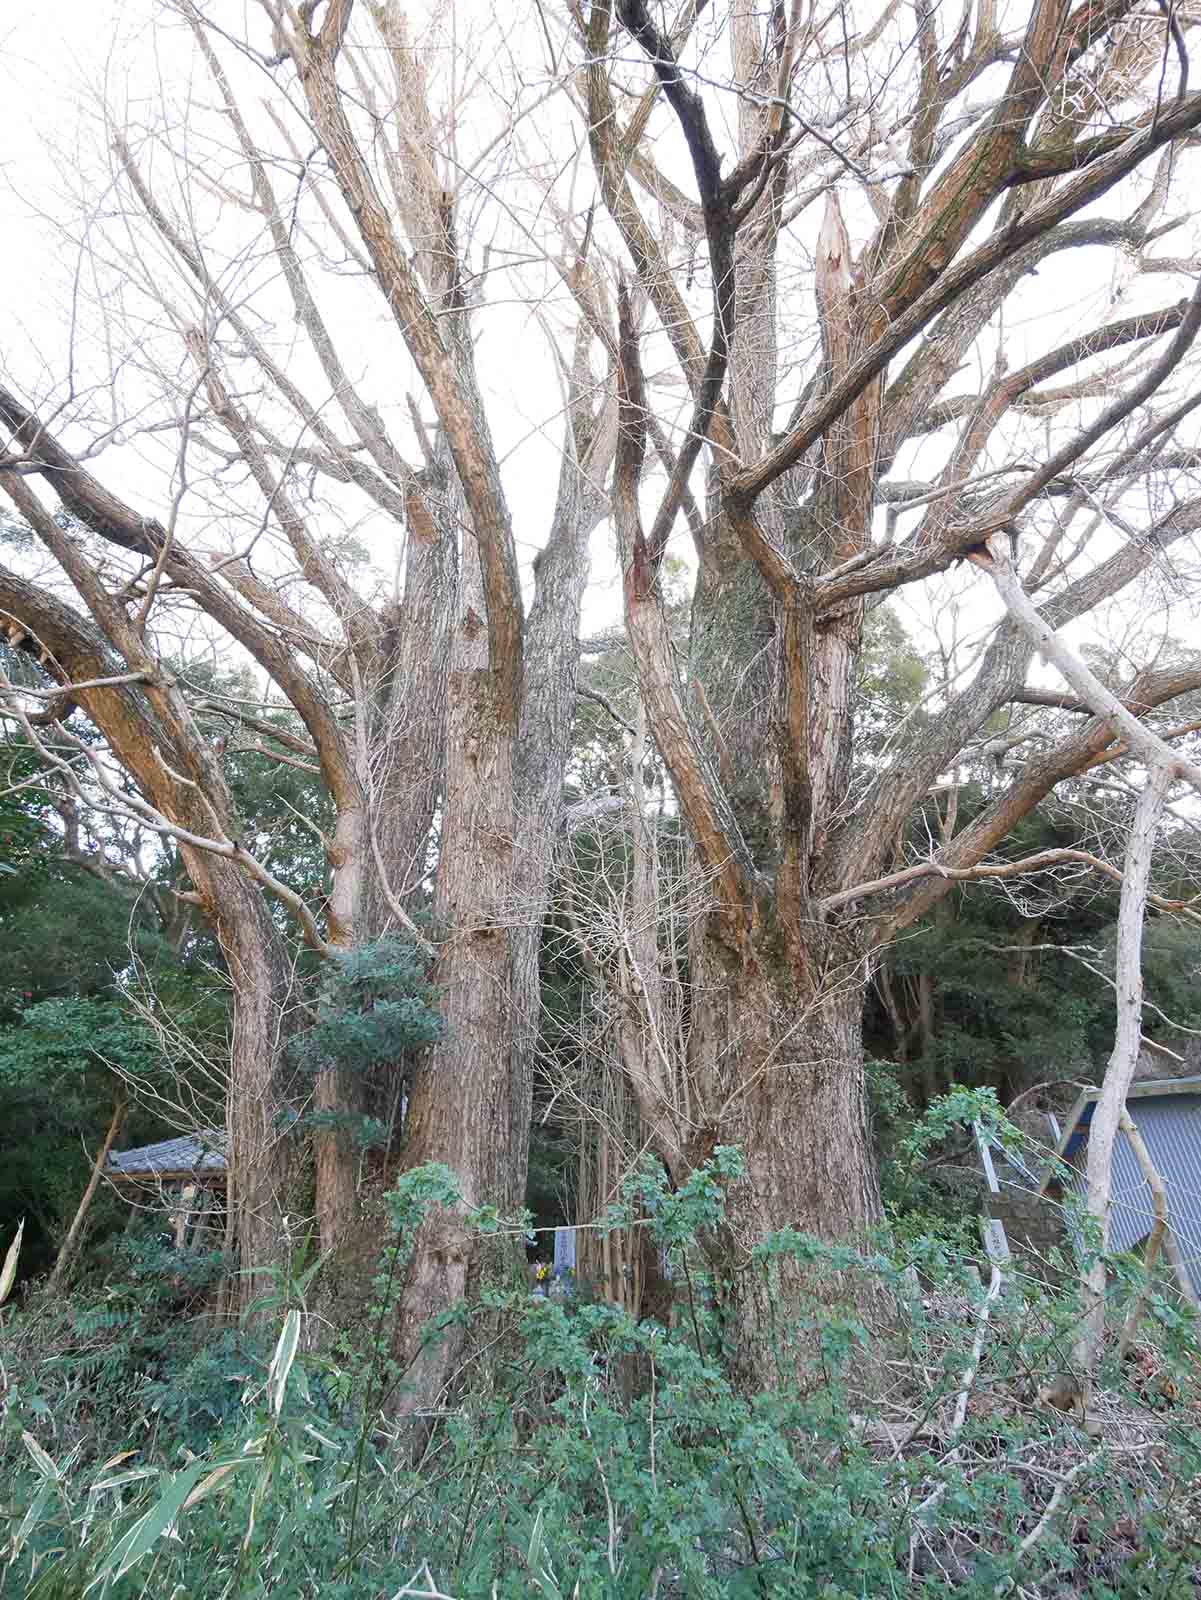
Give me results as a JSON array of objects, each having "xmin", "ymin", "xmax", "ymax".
[
  {"xmin": 287, "ymin": 937, "xmax": 442, "ymax": 1081},
  {"xmin": 2, "ymin": 1155, "xmax": 1198, "ymax": 1598}
]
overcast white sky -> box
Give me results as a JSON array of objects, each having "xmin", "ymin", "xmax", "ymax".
[{"xmin": 1, "ymin": 2, "xmax": 1198, "ymax": 687}]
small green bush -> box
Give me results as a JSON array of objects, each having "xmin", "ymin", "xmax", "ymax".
[{"xmin": 287, "ymin": 937, "xmax": 442, "ymax": 1081}]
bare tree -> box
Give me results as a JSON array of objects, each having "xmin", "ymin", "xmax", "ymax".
[
  {"xmin": 585, "ymin": 0, "xmax": 1201, "ymax": 1382},
  {"xmin": 0, "ymin": 2, "xmax": 610, "ymax": 1388},
  {"xmin": 2, "ymin": 0, "xmax": 1201, "ymax": 1397},
  {"xmin": 978, "ymin": 542, "xmax": 1201, "ymax": 1386}
]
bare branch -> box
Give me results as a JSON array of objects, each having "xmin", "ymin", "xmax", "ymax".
[
  {"xmin": 975, "ymin": 543, "xmax": 1201, "ymax": 793},
  {"xmin": 824, "ymin": 846, "xmax": 1201, "ymax": 922}
]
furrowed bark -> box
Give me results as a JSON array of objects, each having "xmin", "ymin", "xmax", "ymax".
[{"xmin": 388, "ymin": 522, "xmax": 517, "ymax": 1424}]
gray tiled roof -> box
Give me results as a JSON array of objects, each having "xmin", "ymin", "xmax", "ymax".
[{"xmin": 107, "ymin": 1130, "xmax": 228, "ymax": 1176}]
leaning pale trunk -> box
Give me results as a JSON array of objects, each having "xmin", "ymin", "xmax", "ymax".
[
  {"xmin": 389, "ymin": 534, "xmax": 519, "ymax": 1420},
  {"xmin": 49, "ymin": 1095, "xmax": 127, "ymax": 1293},
  {"xmin": 1074, "ymin": 764, "xmax": 1171, "ymax": 1383}
]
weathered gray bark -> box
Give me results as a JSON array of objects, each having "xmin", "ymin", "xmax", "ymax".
[
  {"xmin": 11, "ymin": 2, "xmax": 592, "ymax": 1365},
  {"xmin": 386, "ymin": 395, "xmax": 605, "ymax": 1414}
]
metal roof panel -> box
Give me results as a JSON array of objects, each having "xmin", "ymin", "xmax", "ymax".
[{"xmin": 1069, "ymin": 1093, "xmax": 1201, "ymax": 1298}]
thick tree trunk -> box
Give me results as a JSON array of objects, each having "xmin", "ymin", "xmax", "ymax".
[
  {"xmin": 388, "ymin": 536, "xmax": 519, "ymax": 1422},
  {"xmin": 203, "ymin": 866, "xmax": 300, "ymax": 1313},
  {"xmin": 312, "ymin": 1062, "xmax": 362, "ymax": 1255},
  {"xmin": 686, "ymin": 942, "xmax": 883, "ymax": 1387}
]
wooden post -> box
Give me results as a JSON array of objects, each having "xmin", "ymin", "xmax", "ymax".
[
  {"xmin": 190, "ymin": 1191, "xmax": 214, "ymax": 1251},
  {"xmin": 48, "ymin": 1093, "xmax": 127, "ymax": 1292},
  {"xmin": 173, "ymin": 1183, "xmax": 198, "ymax": 1249}
]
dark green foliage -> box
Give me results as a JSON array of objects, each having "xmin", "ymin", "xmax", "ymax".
[
  {"xmin": 0, "ymin": 729, "xmax": 231, "ymax": 1282},
  {"xmin": 526, "ymin": 1124, "xmax": 577, "ymax": 1235},
  {"xmin": 0, "ymin": 736, "xmax": 187, "ymax": 1017},
  {"xmin": 870, "ymin": 1071, "xmax": 1016, "ymax": 1251},
  {"xmin": 287, "ymin": 937, "xmax": 442, "ymax": 1079},
  {"xmin": 1104, "ymin": 920, "xmax": 1201, "ymax": 1047},
  {"xmin": 0, "ymin": 997, "xmax": 161, "ymax": 1087},
  {"xmin": 0, "ymin": 999, "xmax": 172, "ymax": 1281},
  {"xmin": 855, "ymin": 604, "xmax": 931, "ymax": 757},
  {"xmin": 868, "ymin": 785, "xmax": 1201, "ymax": 1108},
  {"xmin": 2, "ymin": 1223, "xmax": 236, "ymax": 1454},
  {"xmin": 174, "ymin": 660, "xmax": 335, "ymax": 925},
  {"xmin": 0, "ymin": 872, "xmax": 173, "ymax": 1017}
]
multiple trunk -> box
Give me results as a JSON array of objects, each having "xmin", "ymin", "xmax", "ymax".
[
  {"xmin": 388, "ymin": 405, "xmax": 608, "ymax": 1408},
  {"xmin": 3, "ymin": 0, "xmax": 1201, "ymax": 1401}
]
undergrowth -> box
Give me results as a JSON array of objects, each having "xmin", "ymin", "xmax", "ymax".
[{"xmin": 1, "ymin": 1147, "xmax": 1198, "ymax": 1598}]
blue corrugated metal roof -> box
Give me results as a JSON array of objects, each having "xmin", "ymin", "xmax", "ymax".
[
  {"xmin": 1067, "ymin": 1091, "xmax": 1201, "ymax": 1298},
  {"xmin": 107, "ymin": 1130, "xmax": 227, "ymax": 1176}
]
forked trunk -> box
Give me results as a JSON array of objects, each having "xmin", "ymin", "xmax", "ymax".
[{"xmin": 384, "ymin": 386, "xmax": 597, "ymax": 1421}]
